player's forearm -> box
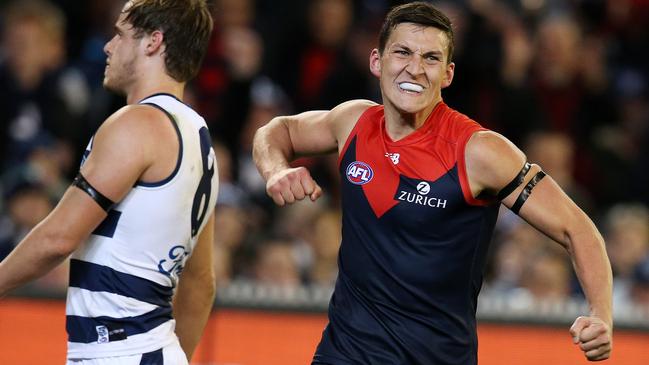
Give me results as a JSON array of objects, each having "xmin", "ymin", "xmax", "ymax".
[
  {"xmin": 0, "ymin": 223, "xmax": 73, "ymax": 296},
  {"xmin": 252, "ymin": 117, "xmax": 295, "ymax": 181},
  {"xmin": 567, "ymin": 215, "xmax": 613, "ymax": 325},
  {"xmin": 173, "ymin": 275, "xmax": 216, "ymax": 360}
]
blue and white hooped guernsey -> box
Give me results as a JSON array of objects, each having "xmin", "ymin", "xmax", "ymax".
[{"xmin": 66, "ymin": 94, "xmax": 219, "ymax": 359}]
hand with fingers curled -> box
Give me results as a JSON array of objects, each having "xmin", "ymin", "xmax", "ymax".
[
  {"xmin": 569, "ymin": 316, "xmax": 612, "ymax": 361},
  {"xmin": 265, "ymin": 166, "xmax": 323, "ymax": 206}
]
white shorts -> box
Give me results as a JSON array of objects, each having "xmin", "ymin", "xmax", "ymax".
[{"xmin": 66, "ymin": 340, "xmax": 188, "ymax": 365}]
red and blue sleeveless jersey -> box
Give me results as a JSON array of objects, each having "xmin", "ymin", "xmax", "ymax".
[{"xmin": 313, "ymin": 102, "xmax": 499, "ymax": 365}]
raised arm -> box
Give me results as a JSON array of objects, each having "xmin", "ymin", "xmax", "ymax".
[
  {"xmin": 465, "ymin": 131, "xmax": 613, "ymax": 361},
  {"xmin": 253, "ymin": 99, "xmax": 375, "ymax": 206},
  {"xmin": 0, "ymin": 105, "xmax": 172, "ymax": 297}
]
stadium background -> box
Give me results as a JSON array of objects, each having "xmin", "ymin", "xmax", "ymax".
[{"xmin": 0, "ymin": 0, "xmax": 648, "ymax": 364}]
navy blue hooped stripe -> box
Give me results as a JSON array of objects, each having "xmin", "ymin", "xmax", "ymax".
[
  {"xmin": 92, "ymin": 210, "xmax": 122, "ymax": 238},
  {"xmin": 69, "ymin": 259, "xmax": 173, "ymax": 307},
  {"xmin": 136, "ymin": 103, "xmax": 183, "ymax": 187},
  {"xmin": 140, "ymin": 348, "xmax": 164, "ymax": 364},
  {"xmin": 66, "ymin": 306, "xmax": 173, "ymax": 343}
]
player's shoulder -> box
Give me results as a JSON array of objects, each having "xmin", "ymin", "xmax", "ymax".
[
  {"xmin": 467, "ymin": 130, "xmax": 516, "ymax": 152},
  {"xmin": 107, "ymin": 104, "xmax": 170, "ymax": 126},
  {"xmin": 95, "ymin": 104, "xmax": 177, "ymax": 148},
  {"xmin": 441, "ymin": 103, "xmax": 484, "ymax": 131},
  {"xmin": 327, "ymin": 99, "xmax": 378, "ymax": 142},
  {"xmin": 102, "ymin": 104, "xmax": 174, "ymax": 134},
  {"xmin": 330, "ymin": 99, "xmax": 378, "ymax": 121},
  {"xmin": 465, "ymin": 130, "xmax": 526, "ymax": 192}
]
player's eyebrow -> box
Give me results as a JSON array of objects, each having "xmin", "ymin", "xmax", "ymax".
[
  {"xmin": 421, "ymin": 50, "xmax": 443, "ymax": 58},
  {"xmin": 391, "ymin": 43, "xmax": 443, "ymax": 57},
  {"xmin": 391, "ymin": 43, "xmax": 411, "ymax": 51}
]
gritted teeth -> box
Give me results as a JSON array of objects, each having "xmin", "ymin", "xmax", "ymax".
[{"xmin": 399, "ymin": 82, "xmax": 423, "ymax": 93}]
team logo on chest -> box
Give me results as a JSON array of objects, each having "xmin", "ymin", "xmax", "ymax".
[
  {"xmin": 396, "ymin": 180, "xmax": 448, "ymax": 208},
  {"xmin": 385, "ymin": 152, "xmax": 400, "ymax": 165},
  {"xmin": 346, "ymin": 161, "xmax": 374, "ymax": 185},
  {"xmin": 416, "ymin": 182, "xmax": 430, "ymax": 194}
]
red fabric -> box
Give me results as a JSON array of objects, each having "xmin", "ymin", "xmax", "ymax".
[{"xmin": 339, "ymin": 102, "xmax": 490, "ymax": 218}]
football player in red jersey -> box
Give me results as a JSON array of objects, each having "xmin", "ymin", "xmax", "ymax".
[{"xmin": 254, "ymin": 2, "xmax": 612, "ymax": 364}]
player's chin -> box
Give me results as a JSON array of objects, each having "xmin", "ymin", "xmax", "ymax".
[
  {"xmin": 102, "ymin": 79, "xmax": 123, "ymax": 94},
  {"xmin": 102, "ymin": 78, "xmax": 113, "ymax": 90}
]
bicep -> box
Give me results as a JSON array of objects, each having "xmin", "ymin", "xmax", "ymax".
[
  {"xmin": 506, "ymin": 175, "xmax": 584, "ymax": 248},
  {"xmin": 79, "ymin": 111, "xmax": 153, "ymax": 204},
  {"xmin": 465, "ymin": 131, "xmax": 527, "ymax": 199},
  {"xmin": 36, "ymin": 186, "xmax": 108, "ymax": 252},
  {"xmin": 284, "ymin": 110, "xmax": 339, "ymax": 156},
  {"xmin": 285, "ymin": 99, "xmax": 375, "ymax": 156}
]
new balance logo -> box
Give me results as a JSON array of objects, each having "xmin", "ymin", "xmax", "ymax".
[{"xmin": 385, "ymin": 152, "xmax": 400, "ymax": 165}]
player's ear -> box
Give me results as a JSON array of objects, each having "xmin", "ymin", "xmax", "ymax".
[
  {"xmin": 441, "ymin": 61, "xmax": 455, "ymax": 89},
  {"xmin": 369, "ymin": 48, "xmax": 381, "ymax": 78},
  {"xmin": 144, "ymin": 30, "xmax": 164, "ymax": 56}
]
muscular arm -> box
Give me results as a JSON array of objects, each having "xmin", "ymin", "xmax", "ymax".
[
  {"xmin": 253, "ymin": 99, "xmax": 375, "ymax": 205},
  {"xmin": 173, "ymin": 213, "xmax": 216, "ymax": 361},
  {"xmin": 0, "ymin": 105, "xmax": 174, "ymax": 297},
  {"xmin": 466, "ymin": 131, "xmax": 612, "ymax": 361},
  {"xmin": 0, "ymin": 188, "xmax": 107, "ymax": 296}
]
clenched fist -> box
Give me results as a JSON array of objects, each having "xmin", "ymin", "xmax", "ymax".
[
  {"xmin": 266, "ymin": 166, "xmax": 323, "ymax": 206},
  {"xmin": 570, "ymin": 316, "xmax": 612, "ymax": 361}
]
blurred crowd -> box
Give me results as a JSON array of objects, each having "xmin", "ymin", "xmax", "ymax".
[{"xmin": 0, "ymin": 0, "xmax": 648, "ymax": 319}]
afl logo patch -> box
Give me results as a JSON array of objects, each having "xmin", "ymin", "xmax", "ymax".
[
  {"xmin": 346, "ymin": 161, "xmax": 374, "ymax": 185},
  {"xmin": 417, "ymin": 182, "xmax": 430, "ymax": 195}
]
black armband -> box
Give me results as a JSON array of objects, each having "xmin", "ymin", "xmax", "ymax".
[
  {"xmin": 72, "ymin": 173, "xmax": 115, "ymax": 212},
  {"xmin": 497, "ymin": 162, "xmax": 532, "ymax": 201},
  {"xmin": 511, "ymin": 171, "xmax": 546, "ymax": 215}
]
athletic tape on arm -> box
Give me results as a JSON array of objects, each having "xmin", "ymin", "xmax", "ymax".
[
  {"xmin": 72, "ymin": 173, "xmax": 115, "ymax": 212},
  {"xmin": 511, "ymin": 171, "xmax": 546, "ymax": 215},
  {"xmin": 497, "ymin": 162, "xmax": 532, "ymax": 201}
]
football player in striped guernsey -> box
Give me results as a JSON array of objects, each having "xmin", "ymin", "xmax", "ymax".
[{"xmin": 0, "ymin": 1, "xmax": 218, "ymax": 364}]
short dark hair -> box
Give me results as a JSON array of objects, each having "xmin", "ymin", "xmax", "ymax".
[
  {"xmin": 124, "ymin": 0, "xmax": 213, "ymax": 82},
  {"xmin": 378, "ymin": 1, "xmax": 454, "ymax": 63}
]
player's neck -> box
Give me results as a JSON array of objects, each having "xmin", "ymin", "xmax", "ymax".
[
  {"xmin": 383, "ymin": 101, "xmax": 438, "ymax": 141},
  {"xmin": 126, "ymin": 77, "xmax": 184, "ymax": 105}
]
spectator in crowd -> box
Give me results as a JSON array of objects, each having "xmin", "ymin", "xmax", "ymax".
[
  {"xmin": 0, "ymin": 0, "xmax": 89, "ymax": 173},
  {"xmin": 253, "ymin": 238, "xmax": 302, "ymax": 287},
  {"xmin": 306, "ymin": 208, "xmax": 341, "ymax": 287},
  {"xmin": 604, "ymin": 203, "xmax": 649, "ymax": 309},
  {"xmin": 630, "ymin": 256, "xmax": 649, "ymax": 311},
  {"xmin": 195, "ymin": 0, "xmax": 264, "ymax": 168},
  {"xmin": 520, "ymin": 250, "xmax": 572, "ymax": 301},
  {"xmin": 524, "ymin": 131, "xmax": 594, "ymax": 214},
  {"xmin": 0, "ymin": 0, "xmax": 647, "ymax": 336}
]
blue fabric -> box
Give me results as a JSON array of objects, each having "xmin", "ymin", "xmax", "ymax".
[
  {"xmin": 139, "ymin": 348, "xmax": 163, "ymax": 365},
  {"xmin": 92, "ymin": 210, "xmax": 122, "ymax": 238},
  {"xmin": 66, "ymin": 306, "xmax": 172, "ymax": 344},
  {"xmin": 314, "ymin": 137, "xmax": 499, "ymax": 365},
  {"xmin": 69, "ymin": 259, "xmax": 173, "ymax": 307}
]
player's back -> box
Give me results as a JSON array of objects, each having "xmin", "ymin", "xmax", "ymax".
[
  {"xmin": 314, "ymin": 102, "xmax": 498, "ymax": 365},
  {"xmin": 65, "ymin": 93, "xmax": 218, "ymax": 359}
]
